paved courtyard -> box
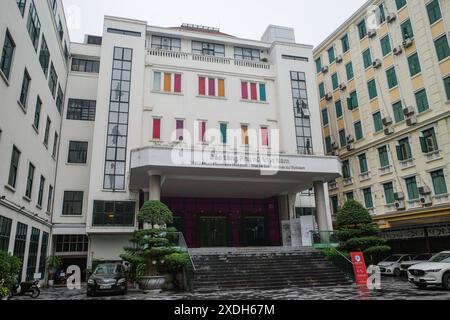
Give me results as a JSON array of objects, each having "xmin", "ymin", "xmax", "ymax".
[{"xmin": 11, "ymin": 277, "xmax": 450, "ymax": 300}]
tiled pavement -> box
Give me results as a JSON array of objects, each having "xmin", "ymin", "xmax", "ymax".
[{"xmin": 11, "ymin": 277, "xmax": 450, "ymax": 300}]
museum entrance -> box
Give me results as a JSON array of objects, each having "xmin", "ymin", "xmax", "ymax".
[
  {"xmin": 242, "ymin": 215, "xmax": 267, "ymax": 247},
  {"xmin": 198, "ymin": 216, "xmax": 230, "ymax": 247}
]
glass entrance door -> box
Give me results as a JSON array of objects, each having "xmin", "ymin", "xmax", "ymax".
[
  {"xmin": 243, "ymin": 216, "xmax": 267, "ymax": 246},
  {"xmin": 199, "ymin": 216, "xmax": 230, "ymax": 247}
]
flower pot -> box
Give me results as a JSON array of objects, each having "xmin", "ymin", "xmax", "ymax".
[{"xmin": 139, "ymin": 276, "xmax": 166, "ymax": 291}]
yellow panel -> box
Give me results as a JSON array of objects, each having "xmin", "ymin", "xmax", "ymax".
[
  {"xmin": 333, "ymin": 91, "xmax": 341, "ymax": 101},
  {"xmin": 439, "ymin": 58, "xmax": 450, "ymax": 76},
  {"xmin": 384, "ymin": 54, "xmax": 394, "ymax": 68},
  {"xmin": 360, "ymin": 37, "xmax": 369, "ymax": 51},
  {"xmin": 344, "ymin": 51, "xmax": 351, "ymax": 64},
  {"xmin": 337, "ymin": 118, "xmax": 345, "ymax": 130},
  {"xmin": 218, "ymin": 79, "xmax": 225, "ymax": 97},
  {"xmin": 365, "ymin": 67, "xmax": 374, "ymax": 80},
  {"xmin": 405, "ymin": 42, "xmax": 416, "ymax": 55},
  {"xmin": 316, "ymin": 72, "xmax": 324, "ymax": 84},
  {"xmin": 330, "ymin": 63, "xmax": 336, "ymax": 74},
  {"xmin": 163, "ymin": 73, "xmax": 171, "ymax": 92},
  {"xmin": 323, "ymin": 126, "xmax": 330, "ymax": 137},
  {"xmin": 352, "ymin": 109, "xmax": 360, "ymax": 122},
  {"xmin": 378, "ymin": 23, "xmax": 388, "ymax": 37},
  {"xmin": 320, "ymin": 99, "xmax": 328, "ymax": 109},
  {"xmin": 411, "ymin": 74, "xmax": 424, "ymax": 91},
  {"xmin": 347, "ymin": 79, "xmax": 355, "ymax": 92},
  {"xmin": 431, "ymin": 20, "xmax": 445, "ymax": 39},
  {"xmin": 390, "ymin": 87, "xmax": 400, "ymax": 102},
  {"xmin": 398, "ymin": 7, "xmax": 409, "ymax": 23},
  {"xmin": 370, "ymin": 99, "xmax": 380, "ymax": 112}
]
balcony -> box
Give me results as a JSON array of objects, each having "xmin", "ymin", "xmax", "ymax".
[
  {"xmin": 400, "ymin": 158, "xmax": 415, "ymax": 169},
  {"xmin": 407, "ymin": 199, "xmax": 422, "ymax": 209},
  {"xmin": 343, "ymin": 177, "xmax": 354, "ymax": 186},
  {"xmin": 379, "ymin": 165, "xmax": 393, "ymax": 176},
  {"xmin": 433, "ymin": 194, "xmax": 449, "ymax": 204},
  {"xmin": 425, "ymin": 150, "xmax": 442, "ymax": 162},
  {"xmin": 359, "ymin": 171, "xmax": 371, "ymax": 182}
]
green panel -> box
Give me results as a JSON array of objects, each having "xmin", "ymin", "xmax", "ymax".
[
  {"xmin": 363, "ymin": 188, "xmax": 373, "ymax": 208},
  {"xmin": 319, "ymin": 82, "xmax": 325, "ymax": 99},
  {"xmin": 335, "ymin": 100, "xmax": 343, "ymax": 118},
  {"xmin": 367, "ymin": 79, "xmax": 378, "ymax": 99},
  {"xmin": 220, "ymin": 123, "xmax": 227, "ymax": 144},
  {"xmin": 362, "ymin": 49, "xmax": 372, "ymax": 69},
  {"xmin": 405, "ymin": 177, "xmax": 419, "ymax": 200},
  {"xmin": 373, "ymin": 111, "xmax": 383, "ymax": 132},
  {"xmin": 444, "ymin": 76, "xmax": 450, "ymax": 101},
  {"xmin": 341, "ymin": 34, "xmax": 350, "ymax": 53},
  {"xmin": 386, "ymin": 67, "xmax": 398, "ymax": 89},
  {"xmin": 346, "ymin": 62, "xmax": 354, "ymax": 81},
  {"xmin": 408, "ymin": 53, "xmax": 421, "ymax": 77},
  {"xmin": 431, "ymin": 170, "xmax": 448, "ymax": 195},
  {"xmin": 331, "ymin": 73, "xmax": 339, "ymax": 90},
  {"xmin": 427, "ymin": 0, "xmax": 442, "ymax": 25},
  {"xmin": 378, "ymin": 146, "xmax": 390, "ymax": 167},
  {"xmin": 339, "ymin": 129, "xmax": 346, "ymax": 148},
  {"xmin": 380, "ymin": 35, "xmax": 392, "ymax": 57},
  {"xmin": 384, "ymin": 183, "xmax": 395, "ymax": 205},
  {"xmin": 328, "ymin": 46, "xmax": 335, "ymax": 64},
  {"xmin": 420, "ymin": 136, "xmax": 428, "ymax": 153},
  {"xmin": 415, "ymin": 89, "xmax": 429, "ymax": 113},
  {"xmin": 315, "ymin": 57, "xmax": 322, "ymax": 73},
  {"xmin": 354, "ymin": 121, "xmax": 363, "ymax": 140},
  {"xmin": 434, "ymin": 35, "xmax": 450, "ymax": 61},
  {"xmin": 401, "ymin": 19, "xmax": 413, "ymax": 40},
  {"xmin": 322, "ymin": 108, "xmax": 329, "ymax": 126},
  {"xmin": 358, "ymin": 20, "xmax": 367, "ymax": 39},
  {"xmin": 396, "ymin": 0, "xmax": 406, "ymax": 10},
  {"xmin": 392, "ymin": 101, "xmax": 404, "ymax": 123},
  {"xmin": 358, "ymin": 154, "xmax": 368, "ymax": 174}
]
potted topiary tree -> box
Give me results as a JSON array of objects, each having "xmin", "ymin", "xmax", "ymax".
[
  {"xmin": 47, "ymin": 255, "xmax": 62, "ymax": 287},
  {"xmin": 120, "ymin": 200, "xmax": 179, "ymax": 292},
  {"xmin": 0, "ymin": 251, "xmax": 22, "ymax": 300},
  {"xmin": 158, "ymin": 252, "xmax": 189, "ymax": 291}
]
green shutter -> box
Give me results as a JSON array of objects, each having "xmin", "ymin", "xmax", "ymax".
[
  {"xmin": 380, "ymin": 36, "xmax": 392, "ymax": 57},
  {"xmin": 401, "ymin": 19, "xmax": 413, "ymax": 40},
  {"xmin": 445, "ymin": 76, "xmax": 450, "ymax": 101},
  {"xmin": 396, "ymin": 145, "xmax": 403, "ymax": 161},
  {"xmin": 432, "ymin": 170, "xmax": 448, "ymax": 195},
  {"xmin": 220, "ymin": 123, "xmax": 227, "ymax": 144},
  {"xmin": 415, "ymin": 89, "xmax": 429, "ymax": 113},
  {"xmin": 315, "ymin": 58, "xmax": 322, "ymax": 73},
  {"xmin": 427, "ymin": 0, "xmax": 442, "ymax": 25},
  {"xmin": 420, "ymin": 136, "xmax": 428, "ymax": 153},
  {"xmin": 346, "ymin": 62, "xmax": 354, "ymax": 80},
  {"xmin": 335, "ymin": 100, "xmax": 343, "ymax": 118},
  {"xmin": 384, "ymin": 183, "xmax": 395, "ymax": 204},
  {"xmin": 386, "ymin": 68, "xmax": 398, "ymax": 89},
  {"xmin": 363, "ymin": 49, "xmax": 372, "ymax": 69},
  {"xmin": 332, "ymin": 73, "xmax": 339, "ymax": 90},
  {"xmin": 392, "ymin": 102, "xmax": 404, "ymax": 123},
  {"xmin": 368, "ymin": 79, "xmax": 377, "ymax": 99},
  {"xmin": 408, "ymin": 53, "xmax": 421, "ymax": 77},
  {"xmin": 396, "ymin": 0, "xmax": 406, "ymax": 10},
  {"xmin": 322, "ymin": 109, "xmax": 329, "ymax": 126},
  {"xmin": 434, "ymin": 35, "xmax": 450, "ymax": 61},
  {"xmin": 354, "ymin": 121, "xmax": 363, "ymax": 140}
]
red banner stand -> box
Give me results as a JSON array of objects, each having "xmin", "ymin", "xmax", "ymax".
[{"xmin": 350, "ymin": 252, "xmax": 368, "ymax": 286}]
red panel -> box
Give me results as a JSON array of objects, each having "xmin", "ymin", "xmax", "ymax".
[
  {"xmin": 208, "ymin": 78, "xmax": 216, "ymax": 96},
  {"xmin": 198, "ymin": 77, "xmax": 206, "ymax": 95},
  {"xmin": 174, "ymin": 74, "xmax": 182, "ymax": 93},
  {"xmin": 250, "ymin": 82, "xmax": 258, "ymax": 100},
  {"xmin": 152, "ymin": 118, "xmax": 161, "ymax": 140},
  {"xmin": 241, "ymin": 81, "xmax": 248, "ymax": 99}
]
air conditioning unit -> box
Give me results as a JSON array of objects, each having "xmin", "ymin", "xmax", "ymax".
[
  {"xmin": 403, "ymin": 38, "xmax": 414, "ymax": 48},
  {"xmin": 406, "ymin": 116, "xmax": 417, "ymax": 126},
  {"xmin": 382, "ymin": 116, "xmax": 393, "ymax": 126},
  {"xmin": 368, "ymin": 29, "xmax": 377, "ymax": 38},
  {"xmin": 384, "ymin": 127, "xmax": 394, "ymax": 136},
  {"xmin": 403, "ymin": 106, "xmax": 415, "ymax": 117},
  {"xmin": 386, "ymin": 14, "xmax": 397, "ymax": 24},
  {"xmin": 346, "ymin": 134, "xmax": 355, "ymax": 143},
  {"xmin": 325, "ymin": 93, "xmax": 333, "ymax": 101},
  {"xmin": 395, "ymin": 201, "xmax": 406, "ymax": 210},
  {"xmin": 339, "ymin": 83, "xmax": 347, "ymax": 91},
  {"xmin": 336, "ymin": 55, "xmax": 343, "ymax": 63},
  {"xmin": 420, "ymin": 196, "xmax": 432, "ymax": 206},
  {"xmin": 419, "ymin": 186, "xmax": 432, "ymax": 195},
  {"xmin": 393, "ymin": 46, "xmax": 403, "ymax": 56},
  {"xmin": 346, "ymin": 144, "xmax": 354, "ymax": 151},
  {"xmin": 372, "ymin": 59, "xmax": 382, "ymax": 69},
  {"xmin": 394, "ymin": 192, "xmax": 405, "ymax": 201},
  {"xmin": 321, "ymin": 66, "xmax": 329, "ymax": 74}
]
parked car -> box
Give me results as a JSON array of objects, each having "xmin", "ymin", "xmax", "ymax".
[
  {"xmin": 408, "ymin": 251, "xmax": 450, "ymax": 290},
  {"xmin": 400, "ymin": 253, "xmax": 434, "ymax": 274},
  {"xmin": 87, "ymin": 263, "xmax": 128, "ymax": 297},
  {"xmin": 377, "ymin": 254, "xmax": 415, "ymax": 277}
]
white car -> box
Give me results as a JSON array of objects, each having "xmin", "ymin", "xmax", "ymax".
[
  {"xmin": 377, "ymin": 254, "xmax": 415, "ymax": 277},
  {"xmin": 408, "ymin": 251, "xmax": 450, "ymax": 290},
  {"xmin": 400, "ymin": 253, "xmax": 434, "ymax": 274}
]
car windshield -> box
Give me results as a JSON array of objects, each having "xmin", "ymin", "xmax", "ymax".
[
  {"xmin": 429, "ymin": 253, "xmax": 450, "ymax": 263},
  {"xmin": 414, "ymin": 254, "xmax": 431, "ymax": 261},
  {"xmin": 384, "ymin": 255, "xmax": 401, "ymax": 262},
  {"xmin": 94, "ymin": 264, "xmax": 119, "ymax": 275}
]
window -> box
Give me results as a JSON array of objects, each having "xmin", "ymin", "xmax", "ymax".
[
  {"xmin": 380, "ymin": 35, "xmax": 392, "ymax": 57},
  {"xmin": 444, "ymin": 76, "xmax": 450, "ymax": 101},
  {"xmin": 25, "ymin": 163, "xmax": 35, "ymax": 199},
  {"xmin": 68, "ymin": 141, "xmax": 88, "ymax": 164},
  {"xmin": 38, "ymin": 232, "xmax": 48, "ymax": 275},
  {"xmin": 55, "ymin": 235, "xmax": 88, "ymax": 253},
  {"xmin": 64, "ymin": 42, "xmax": 69, "ymax": 64},
  {"xmin": 16, "ymin": 0, "xmax": 27, "ymax": 16},
  {"xmin": 400, "ymin": 19, "xmax": 413, "ymax": 41},
  {"xmin": 378, "ymin": 3, "xmax": 386, "ymax": 24},
  {"xmin": 37, "ymin": 175, "xmax": 45, "ymax": 207},
  {"xmin": 26, "ymin": 1, "xmax": 41, "ymax": 50},
  {"xmin": 176, "ymin": 120, "xmax": 184, "ymax": 141},
  {"xmin": 330, "ymin": 196, "xmax": 339, "ymax": 215},
  {"xmin": 39, "ymin": 36, "xmax": 50, "ymax": 76},
  {"xmin": 407, "ymin": 53, "xmax": 421, "ymax": 77},
  {"xmin": 397, "ymin": 137, "xmax": 412, "ymax": 161},
  {"xmin": 43, "ymin": 117, "xmax": 51, "ymax": 146},
  {"xmin": 52, "ymin": 132, "xmax": 58, "ymax": 158},
  {"xmin": 363, "ymin": 188, "xmax": 373, "ymax": 208},
  {"xmin": 0, "ymin": 215, "xmax": 12, "ymax": 252},
  {"xmin": 345, "ymin": 191, "xmax": 354, "ymax": 200},
  {"xmin": 347, "ymin": 90, "xmax": 358, "ymax": 110},
  {"xmin": 392, "ymin": 101, "xmax": 404, "ymax": 123},
  {"xmin": 383, "ymin": 182, "xmax": 395, "ymax": 205},
  {"xmin": 324, "ymin": 136, "xmax": 332, "ymax": 154},
  {"xmin": 354, "ymin": 121, "xmax": 363, "ymax": 140},
  {"xmin": 197, "ymin": 121, "xmax": 207, "ymax": 143},
  {"xmin": 386, "ymin": 67, "xmax": 398, "ymax": 89},
  {"xmin": 315, "ymin": 57, "xmax": 322, "ymax": 73},
  {"xmin": 396, "ymin": 0, "xmax": 407, "ymax": 10},
  {"xmin": 151, "ymin": 35, "xmax": 181, "ymax": 51},
  {"xmin": 291, "ymin": 71, "xmax": 312, "ymax": 155},
  {"xmin": 49, "ymin": 0, "xmax": 57, "ymax": 16},
  {"xmin": 373, "ymin": 111, "xmax": 383, "ymax": 133},
  {"xmin": 331, "ymin": 73, "xmax": 339, "ymax": 90},
  {"xmin": 8, "ymin": 146, "xmax": 21, "ymax": 188},
  {"xmin": 0, "ymin": 30, "xmax": 15, "ymax": 80},
  {"xmin": 261, "ymin": 127, "xmax": 269, "ymax": 147},
  {"xmin": 434, "ymin": 35, "xmax": 450, "ymax": 61},
  {"xmin": 339, "ymin": 129, "xmax": 347, "ymax": 148},
  {"xmin": 241, "ymin": 125, "xmax": 249, "ymax": 145},
  {"xmin": 358, "ymin": 20, "xmax": 367, "ymax": 39},
  {"xmin": 47, "ymin": 185, "xmax": 53, "ymax": 212},
  {"xmin": 107, "ymin": 28, "xmax": 141, "ymax": 37},
  {"xmin": 420, "ymin": 128, "xmax": 438, "ymax": 153},
  {"xmin": 152, "ymin": 118, "xmax": 161, "ymax": 140},
  {"xmin": 220, "ymin": 123, "xmax": 227, "ymax": 144},
  {"xmin": 48, "ymin": 63, "xmax": 58, "ymax": 98},
  {"xmin": 378, "ymin": 146, "xmax": 390, "ymax": 168},
  {"xmin": 13, "ymin": 222, "xmax": 28, "ymax": 281},
  {"xmin": 56, "ymin": 85, "xmax": 63, "ymax": 114},
  {"xmin": 192, "ymin": 41, "xmax": 225, "ymax": 57},
  {"xmin": 415, "ymin": 89, "xmax": 429, "ymax": 113},
  {"xmin": 92, "ymin": 201, "xmax": 136, "ymax": 227},
  {"xmin": 19, "ymin": 69, "xmax": 31, "ymax": 107},
  {"xmin": 33, "ymin": 96, "xmax": 41, "ymax": 129},
  {"xmin": 362, "ymin": 48, "xmax": 372, "ymax": 69},
  {"xmin": 327, "ymin": 46, "xmax": 335, "ymax": 64},
  {"xmin": 367, "ymin": 79, "xmax": 377, "ymax": 100},
  {"xmin": 198, "ymin": 77, "xmax": 225, "ymax": 97},
  {"xmin": 25, "ymin": 226, "xmax": 37, "ymax": 280},
  {"xmin": 321, "ymin": 108, "xmax": 329, "ymax": 126},
  {"xmin": 427, "ymin": 0, "xmax": 442, "ymax": 25},
  {"xmin": 234, "ymin": 47, "xmax": 261, "ymax": 61},
  {"xmin": 318, "ymin": 83, "xmax": 325, "ymax": 99},
  {"xmin": 57, "ymin": 17, "xmax": 64, "ymax": 41},
  {"xmin": 62, "ymin": 191, "xmax": 83, "ymax": 215},
  {"xmin": 431, "ymin": 169, "xmax": 447, "ymax": 195},
  {"xmin": 67, "ymin": 99, "xmax": 96, "ymax": 121},
  {"xmin": 153, "ymin": 71, "xmax": 182, "ymax": 93},
  {"xmin": 341, "ymin": 34, "xmax": 350, "ymax": 53},
  {"xmin": 342, "ymin": 160, "xmax": 351, "ymax": 179},
  {"xmin": 359, "ymin": 153, "xmax": 369, "ymax": 174},
  {"xmin": 335, "ymin": 100, "xmax": 343, "ymax": 118},
  {"xmin": 405, "ymin": 176, "xmax": 419, "ymax": 200},
  {"xmin": 345, "ymin": 62, "xmax": 354, "ymax": 81},
  {"xmin": 71, "ymin": 58, "xmax": 100, "ymax": 73},
  {"xmin": 241, "ymin": 81, "xmax": 266, "ymax": 102}
]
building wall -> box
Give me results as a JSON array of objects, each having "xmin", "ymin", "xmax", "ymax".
[{"xmin": 313, "ymin": 0, "xmax": 450, "ymax": 228}]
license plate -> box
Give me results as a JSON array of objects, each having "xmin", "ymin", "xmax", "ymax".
[{"xmin": 100, "ymin": 285, "xmax": 112, "ymax": 290}]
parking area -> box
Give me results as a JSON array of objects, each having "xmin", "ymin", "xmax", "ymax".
[{"xmin": 10, "ymin": 276, "xmax": 450, "ymax": 300}]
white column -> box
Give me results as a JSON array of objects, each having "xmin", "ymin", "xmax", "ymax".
[
  {"xmin": 148, "ymin": 175, "xmax": 161, "ymax": 201},
  {"xmin": 314, "ymin": 181, "xmax": 330, "ymax": 231}
]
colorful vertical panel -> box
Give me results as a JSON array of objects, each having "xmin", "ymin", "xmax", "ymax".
[
  {"xmin": 199, "ymin": 121, "xmax": 206, "ymax": 142},
  {"xmin": 250, "ymin": 83, "xmax": 258, "ymax": 100},
  {"xmin": 153, "ymin": 72, "xmax": 161, "ymax": 91},
  {"xmin": 261, "ymin": 127, "xmax": 269, "ymax": 146},
  {"xmin": 174, "ymin": 74, "xmax": 182, "ymax": 93},
  {"xmin": 241, "ymin": 81, "xmax": 248, "ymax": 100},
  {"xmin": 176, "ymin": 120, "xmax": 184, "ymax": 141},
  {"xmin": 259, "ymin": 83, "xmax": 267, "ymax": 101},
  {"xmin": 199, "ymin": 77, "xmax": 206, "ymax": 95},
  {"xmin": 163, "ymin": 73, "xmax": 172, "ymax": 92},
  {"xmin": 153, "ymin": 118, "xmax": 161, "ymax": 140},
  {"xmin": 220, "ymin": 123, "xmax": 227, "ymax": 144},
  {"xmin": 208, "ymin": 78, "xmax": 216, "ymax": 96},
  {"xmin": 241, "ymin": 125, "xmax": 249, "ymax": 145},
  {"xmin": 218, "ymin": 79, "xmax": 225, "ymax": 97}
]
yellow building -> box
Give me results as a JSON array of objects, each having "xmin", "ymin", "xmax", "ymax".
[{"xmin": 314, "ymin": 0, "xmax": 450, "ymax": 251}]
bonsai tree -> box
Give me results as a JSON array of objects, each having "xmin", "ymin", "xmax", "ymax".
[
  {"xmin": 336, "ymin": 200, "xmax": 390, "ymax": 265},
  {"xmin": 158, "ymin": 252, "xmax": 189, "ymax": 290},
  {"xmin": 47, "ymin": 255, "xmax": 62, "ymax": 282},
  {"xmin": 0, "ymin": 251, "xmax": 22, "ymax": 298}
]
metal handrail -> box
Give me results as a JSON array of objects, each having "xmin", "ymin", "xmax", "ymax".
[{"xmin": 176, "ymin": 232, "xmax": 197, "ymax": 272}]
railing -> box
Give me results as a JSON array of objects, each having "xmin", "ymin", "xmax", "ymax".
[
  {"xmin": 310, "ymin": 231, "xmax": 339, "ymax": 249},
  {"xmin": 147, "ymin": 48, "xmax": 272, "ymax": 70},
  {"xmin": 167, "ymin": 232, "xmax": 196, "ymax": 292}
]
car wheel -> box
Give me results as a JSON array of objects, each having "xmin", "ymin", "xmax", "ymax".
[
  {"xmin": 394, "ymin": 268, "xmax": 401, "ymax": 277},
  {"xmin": 415, "ymin": 283, "xmax": 427, "ymax": 289},
  {"xmin": 442, "ymin": 273, "xmax": 450, "ymax": 291}
]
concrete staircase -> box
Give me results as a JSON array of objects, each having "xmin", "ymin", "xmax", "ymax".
[{"xmin": 190, "ymin": 247, "xmax": 353, "ymax": 292}]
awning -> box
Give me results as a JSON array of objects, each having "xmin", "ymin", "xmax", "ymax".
[{"xmin": 52, "ymin": 224, "xmax": 87, "ymax": 235}]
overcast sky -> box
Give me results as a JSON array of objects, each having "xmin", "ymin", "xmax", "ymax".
[{"xmin": 62, "ymin": 0, "xmax": 367, "ymax": 47}]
